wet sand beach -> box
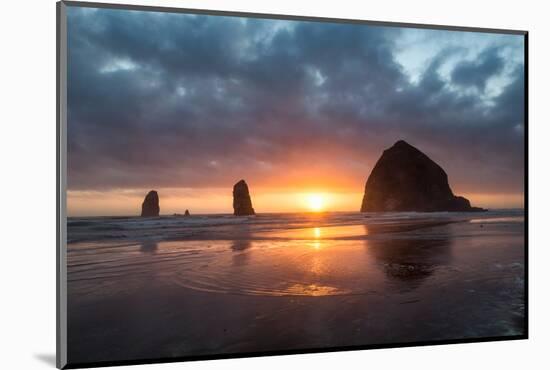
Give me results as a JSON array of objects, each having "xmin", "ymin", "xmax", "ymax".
[{"xmin": 67, "ymin": 211, "xmax": 525, "ymax": 364}]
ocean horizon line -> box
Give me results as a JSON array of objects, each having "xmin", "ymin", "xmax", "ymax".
[{"xmin": 67, "ymin": 208, "xmax": 524, "ymax": 219}]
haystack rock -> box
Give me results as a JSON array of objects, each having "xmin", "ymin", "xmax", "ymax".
[
  {"xmin": 233, "ymin": 180, "xmax": 255, "ymax": 216},
  {"xmin": 184, "ymin": 209, "xmax": 190, "ymax": 216},
  {"xmin": 360, "ymin": 140, "xmax": 485, "ymax": 212},
  {"xmin": 141, "ymin": 190, "xmax": 160, "ymax": 217}
]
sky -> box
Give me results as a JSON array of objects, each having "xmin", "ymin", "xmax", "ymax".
[{"xmin": 66, "ymin": 6, "xmax": 525, "ymax": 216}]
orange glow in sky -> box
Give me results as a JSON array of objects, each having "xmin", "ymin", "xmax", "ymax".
[{"xmin": 66, "ymin": 188, "xmax": 524, "ymax": 217}]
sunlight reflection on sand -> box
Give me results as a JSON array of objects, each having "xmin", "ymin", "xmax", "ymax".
[{"xmin": 259, "ymin": 224, "xmax": 369, "ymax": 239}]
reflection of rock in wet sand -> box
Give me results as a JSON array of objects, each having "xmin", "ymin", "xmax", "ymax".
[
  {"xmin": 231, "ymin": 239, "xmax": 252, "ymax": 252},
  {"xmin": 140, "ymin": 239, "xmax": 158, "ymax": 253},
  {"xmin": 366, "ymin": 225, "xmax": 452, "ymax": 290},
  {"xmin": 231, "ymin": 239, "xmax": 252, "ymax": 267},
  {"xmin": 231, "ymin": 240, "xmax": 252, "ymax": 267},
  {"xmin": 231, "ymin": 225, "xmax": 253, "ymax": 266}
]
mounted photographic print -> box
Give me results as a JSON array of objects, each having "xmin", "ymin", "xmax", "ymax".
[{"xmin": 56, "ymin": 1, "xmax": 528, "ymax": 368}]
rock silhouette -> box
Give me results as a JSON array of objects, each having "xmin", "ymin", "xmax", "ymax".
[
  {"xmin": 184, "ymin": 209, "xmax": 190, "ymax": 216},
  {"xmin": 141, "ymin": 190, "xmax": 160, "ymax": 217},
  {"xmin": 233, "ymin": 180, "xmax": 255, "ymax": 216},
  {"xmin": 361, "ymin": 140, "xmax": 485, "ymax": 212}
]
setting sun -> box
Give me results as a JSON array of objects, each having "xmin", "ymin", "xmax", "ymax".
[{"xmin": 307, "ymin": 194, "xmax": 326, "ymax": 212}]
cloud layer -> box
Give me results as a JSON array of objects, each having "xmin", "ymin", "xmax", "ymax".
[{"xmin": 67, "ymin": 7, "xmax": 525, "ymax": 196}]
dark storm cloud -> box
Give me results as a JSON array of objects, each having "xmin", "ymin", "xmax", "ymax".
[
  {"xmin": 451, "ymin": 47, "xmax": 505, "ymax": 91},
  {"xmin": 67, "ymin": 7, "xmax": 525, "ymax": 194}
]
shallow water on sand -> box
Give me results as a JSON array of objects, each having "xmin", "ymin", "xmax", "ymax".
[{"xmin": 67, "ymin": 211, "xmax": 525, "ymax": 364}]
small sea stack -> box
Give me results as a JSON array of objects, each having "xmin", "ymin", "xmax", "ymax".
[
  {"xmin": 141, "ymin": 190, "xmax": 160, "ymax": 217},
  {"xmin": 233, "ymin": 180, "xmax": 255, "ymax": 216},
  {"xmin": 360, "ymin": 140, "xmax": 485, "ymax": 212},
  {"xmin": 184, "ymin": 209, "xmax": 190, "ymax": 216}
]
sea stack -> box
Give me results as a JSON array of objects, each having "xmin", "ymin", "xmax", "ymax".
[
  {"xmin": 233, "ymin": 180, "xmax": 255, "ymax": 216},
  {"xmin": 360, "ymin": 140, "xmax": 485, "ymax": 212},
  {"xmin": 141, "ymin": 190, "xmax": 160, "ymax": 217},
  {"xmin": 184, "ymin": 209, "xmax": 190, "ymax": 216}
]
